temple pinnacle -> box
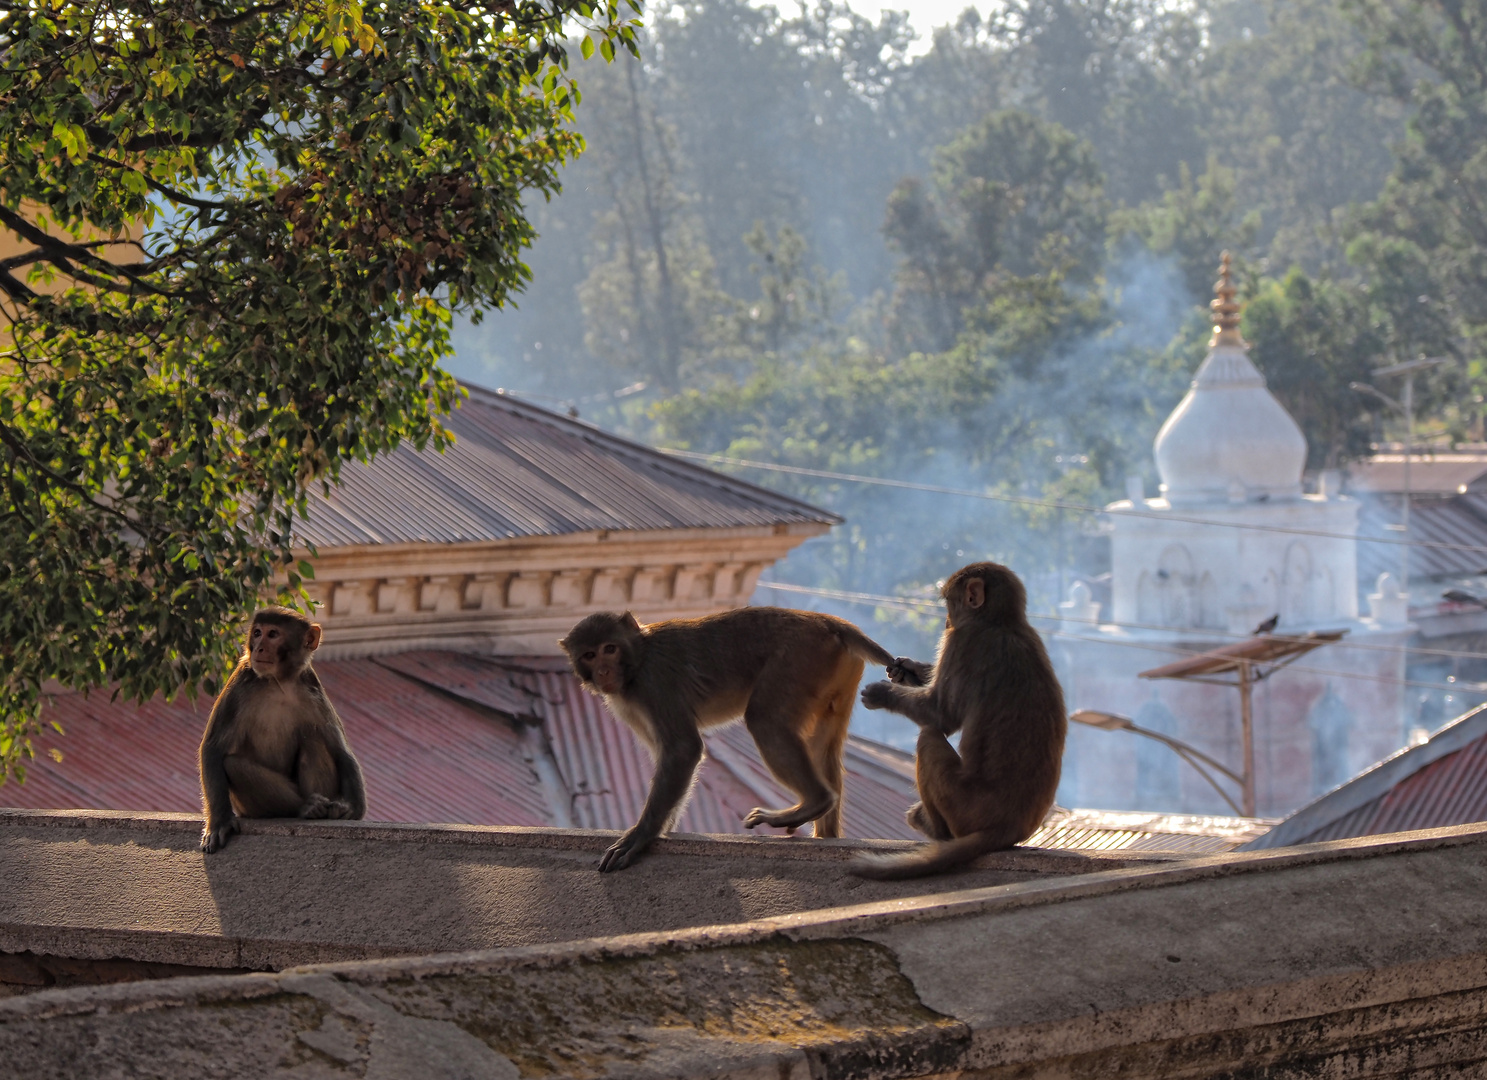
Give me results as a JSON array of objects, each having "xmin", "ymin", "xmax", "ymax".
[{"xmin": 1209, "ymin": 251, "xmax": 1244, "ymax": 348}]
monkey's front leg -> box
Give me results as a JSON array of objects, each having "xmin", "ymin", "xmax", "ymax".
[
  {"xmin": 860, "ymin": 681, "xmax": 946, "ymax": 730},
  {"xmin": 887, "ymin": 656, "xmax": 934, "ymax": 687},
  {"xmin": 600, "ymin": 730, "xmax": 703, "ymax": 872},
  {"xmin": 199, "ymin": 748, "xmax": 240, "ymax": 854}
]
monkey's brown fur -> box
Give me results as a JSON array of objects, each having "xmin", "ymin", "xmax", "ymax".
[
  {"xmin": 853, "ymin": 562, "xmax": 1066, "ymax": 879},
  {"xmin": 198, "ymin": 608, "xmax": 367, "ymax": 853},
  {"xmin": 560, "ymin": 607, "xmax": 895, "ymax": 872}
]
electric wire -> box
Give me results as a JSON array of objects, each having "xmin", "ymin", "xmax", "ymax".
[
  {"xmin": 754, "ymin": 580, "xmax": 1487, "ymax": 697},
  {"xmin": 660, "ymin": 448, "xmax": 1487, "ymax": 558}
]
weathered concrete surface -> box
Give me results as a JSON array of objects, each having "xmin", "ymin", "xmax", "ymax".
[
  {"xmin": 0, "ymin": 808, "xmax": 1145, "ymax": 981},
  {"xmin": 4, "ymin": 822, "xmax": 1487, "ymax": 1078}
]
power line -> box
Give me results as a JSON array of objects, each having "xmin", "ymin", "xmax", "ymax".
[
  {"xmin": 661, "ymin": 448, "xmax": 1487, "ymax": 559},
  {"xmin": 754, "ymin": 580, "xmax": 1487, "ymax": 697}
]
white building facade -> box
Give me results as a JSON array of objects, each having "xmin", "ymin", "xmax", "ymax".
[{"xmin": 1053, "ymin": 261, "xmax": 1411, "ymax": 818}]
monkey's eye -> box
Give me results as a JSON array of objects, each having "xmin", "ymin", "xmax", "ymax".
[
  {"xmin": 601, "ymin": 643, "xmax": 618, "ymax": 656},
  {"xmin": 581, "ymin": 651, "xmax": 596, "ymax": 662}
]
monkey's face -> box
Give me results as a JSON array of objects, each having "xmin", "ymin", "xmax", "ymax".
[
  {"xmin": 248, "ymin": 617, "xmax": 321, "ymax": 678},
  {"xmin": 578, "ymin": 640, "xmax": 627, "ymax": 694},
  {"xmin": 561, "ymin": 612, "xmax": 642, "ymax": 695}
]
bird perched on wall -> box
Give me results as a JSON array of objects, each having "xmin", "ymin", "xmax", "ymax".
[
  {"xmin": 1252, "ymin": 614, "xmax": 1279, "ymax": 636},
  {"xmin": 1442, "ymin": 589, "xmax": 1484, "ymax": 607}
]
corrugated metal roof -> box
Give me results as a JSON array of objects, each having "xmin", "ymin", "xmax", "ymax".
[
  {"xmin": 1245, "ymin": 704, "xmax": 1487, "ymax": 848},
  {"xmin": 6, "ymin": 654, "xmax": 915, "ymax": 841},
  {"xmin": 296, "ymin": 385, "xmax": 837, "ymax": 548},
  {"xmin": 1357, "ymin": 493, "xmax": 1487, "ymax": 584},
  {"xmin": 1028, "ymin": 809, "xmax": 1274, "ymax": 854},
  {"xmin": 8, "ymin": 651, "xmax": 1276, "ymax": 855}
]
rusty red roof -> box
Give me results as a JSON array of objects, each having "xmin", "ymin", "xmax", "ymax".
[
  {"xmin": 8, "ymin": 651, "xmax": 1282, "ymax": 856},
  {"xmin": 6, "ymin": 654, "xmax": 923, "ymax": 842},
  {"xmin": 295, "ymin": 386, "xmax": 837, "ymax": 549},
  {"xmin": 1245, "ymin": 704, "xmax": 1487, "ymax": 848}
]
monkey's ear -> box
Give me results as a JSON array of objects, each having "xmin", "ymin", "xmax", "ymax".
[
  {"xmin": 621, "ymin": 611, "xmax": 642, "ymax": 632},
  {"xmin": 306, "ymin": 623, "xmax": 323, "ymax": 651},
  {"xmin": 965, "ymin": 578, "xmax": 986, "ymax": 610}
]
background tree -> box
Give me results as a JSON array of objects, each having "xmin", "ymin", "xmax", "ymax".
[{"xmin": 0, "ymin": 0, "xmax": 637, "ymax": 777}]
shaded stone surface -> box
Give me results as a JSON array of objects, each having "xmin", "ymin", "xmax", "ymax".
[
  {"xmin": 0, "ymin": 808, "xmax": 1144, "ymax": 979},
  {"xmin": 4, "ymin": 822, "xmax": 1487, "ymax": 1078}
]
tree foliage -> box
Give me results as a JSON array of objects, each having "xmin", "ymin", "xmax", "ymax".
[{"xmin": 0, "ymin": 0, "xmax": 638, "ymax": 777}]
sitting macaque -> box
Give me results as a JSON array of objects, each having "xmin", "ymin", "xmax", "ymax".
[
  {"xmin": 198, "ymin": 608, "xmax": 367, "ymax": 853},
  {"xmin": 561, "ymin": 607, "xmax": 896, "ymax": 872},
  {"xmin": 853, "ymin": 562, "xmax": 1066, "ymax": 879}
]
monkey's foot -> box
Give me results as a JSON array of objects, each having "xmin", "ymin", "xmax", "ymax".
[
  {"xmin": 299, "ymin": 794, "xmax": 344, "ymax": 820},
  {"xmin": 906, "ymin": 801, "xmax": 953, "ymax": 841},
  {"xmin": 320, "ymin": 799, "xmax": 355, "ymax": 820},
  {"xmin": 599, "ymin": 827, "xmax": 655, "ymax": 872},
  {"xmin": 201, "ymin": 817, "xmax": 240, "ymax": 854},
  {"xmin": 743, "ymin": 805, "xmax": 824, "ymax": 832}
]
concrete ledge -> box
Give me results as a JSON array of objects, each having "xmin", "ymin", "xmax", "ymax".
[
  {"xmin": 0, "ymin": 808, "xmax": 1151, "ymax": 980},
  {"xmin": 4, "ymin": 823, "xmax": 1487, "ymax": 1078}
]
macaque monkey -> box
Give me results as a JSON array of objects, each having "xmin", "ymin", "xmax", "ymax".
[
  {"xmin": 853, "ymin": 562, "xmax": 1066, "ymax": 879},
  {"xmin": 199, "ymin": 608, "xmax": 367, "ymax": 853},
  {"xmin": 560, "ymin": 607, "xmax": 896, "ymax": 872}
]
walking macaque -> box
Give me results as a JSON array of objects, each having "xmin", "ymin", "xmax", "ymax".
[
  {"xmin": 560, "ymin": 607, "xmax": 895, "ymax": 872},
  {"xmin": 199, "ymin": 608, "xmax": 367, "ymax": 853},
  {"xmin": 853, "ymin": 562, "xmax": 1066, "ymax": 879}
]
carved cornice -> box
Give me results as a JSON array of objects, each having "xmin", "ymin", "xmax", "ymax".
[{"xmin": 297, "ymin": 524, "xmax": 823, "ymax": 658}]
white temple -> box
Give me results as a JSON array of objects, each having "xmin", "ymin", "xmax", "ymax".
[{"xmin": 1053, "ymin": 257, "xmax": 1412, "ymax": 818}]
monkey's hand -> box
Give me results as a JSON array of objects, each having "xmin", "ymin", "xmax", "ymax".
[
  {"xmin": 886, "ymin": 657, "xmax": 932, "ymax": 687},
  {"xmin": 201, "ymin": 816, "xmax": 240, "ymax": 854},
  {"xmin": 860, "ymin": 681, "xmax": 897, "ymax": 711},
  {"xmin": 598, "ymin": 827, "xmax": 654, "ymax": 873},
  {"xmin": 300, "ymin": 794, "xmax": 355, "ymax": 820}
]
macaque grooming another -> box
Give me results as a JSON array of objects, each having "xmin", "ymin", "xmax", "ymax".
[
  {"xmin": 199, "ymin": 608, "xmax": 367, "ymax": 853},
  {"xmin": 853, "ymin": 562, "xmax": 1066, "ymax": 879},
  {"xmin": 560, "ymin": 607, "xmax": 896, "ymax": 872}
]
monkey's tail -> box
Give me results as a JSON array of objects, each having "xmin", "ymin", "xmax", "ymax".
[
  {"xmin": 847, "ymin": 828, "xmax": 1024, "ymax": 881},
  {"xmin": 832, "ymin": 624, "xmax": 896, "ymax": 669}
]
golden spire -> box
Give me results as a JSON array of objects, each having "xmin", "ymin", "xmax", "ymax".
[{"xmin": 1209, "ymin": 251, "xmax": 1245, "ymax": 348}]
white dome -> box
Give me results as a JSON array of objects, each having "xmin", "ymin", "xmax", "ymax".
[{"xmin": 1153, "ymin": 344, "xmax": 1308, "ymax": 504}]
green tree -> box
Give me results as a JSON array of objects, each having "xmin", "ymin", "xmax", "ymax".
[
  {"xmin": 0, "ymin": 0, "xmax": 637, "ymax": 777},
  {"xmin": 883, "ymin": 110, "xmax": 1107, "ymax": 354},
  {"xmin": 1243, "ymin": 269, "xmax": 1389, "ymax": 467}
]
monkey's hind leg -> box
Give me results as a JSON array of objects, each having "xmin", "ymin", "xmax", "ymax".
[
  {"xmin": 741, "ymin": 657, "xmax": 839, "ymax": 834},
  {"xmin": 906, "ymin": 800, "xmax": 953, "ymax": 841},
  {"xmin": 297, "ymin": 739, "xmax": 353, "ymax": 819},
  {"xmin": 224, "ymin": 755, "xmax": 306, "ymax": 819},
  {"xmin": 805, "ymin": 655, "xmax": 860, "ymax": 838}
]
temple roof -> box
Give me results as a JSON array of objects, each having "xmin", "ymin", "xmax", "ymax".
[{"xmin": 1152, "ymin": 254, "xmax": 1308, "ymax": 505}]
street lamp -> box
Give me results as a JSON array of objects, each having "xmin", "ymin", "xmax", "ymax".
[
  {"xmin": 1070, "ymin": 708, "xmax": 1247, "ymax": 817},
  {"xmin": 1351, "ymin": 356, "xmax": 1449, "ymax": 593}
]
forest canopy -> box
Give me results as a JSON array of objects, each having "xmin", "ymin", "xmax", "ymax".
[{"xmin": 456, "ymin": 0, "xmax": 1487, "ymax": 647}]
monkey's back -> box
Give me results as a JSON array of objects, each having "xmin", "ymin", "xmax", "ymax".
[
  {"xmin": 638, "ymin": 606, "xmax": 875, "ymax": 701},
  {"xmin": 942, "ymin": 621, "xmax": 1066, "ymax": 822}
]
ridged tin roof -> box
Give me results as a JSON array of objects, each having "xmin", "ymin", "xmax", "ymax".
[
  {"xmin": 13, "ymin": 654, "xmax": 1271, "ymax": 855},
  {"xmin": 296, "ymin": 385, "xmax": 837, "ymax": 548},
  {"xmin": 1245, "ymin": 704, "xmax": 1487, "ymax": 849},
  {"xmin": 13, "ymin": 655, "xmax": 916, "ymax": 841},
  {"xmin": 1357, "ymin": 493, "xmax": 1487, "ymax": 584}
]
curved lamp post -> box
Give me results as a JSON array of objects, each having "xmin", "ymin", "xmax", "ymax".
[{"xmin": 1070, "ymin": 708, "xmax": 1247, "ymax": 817}]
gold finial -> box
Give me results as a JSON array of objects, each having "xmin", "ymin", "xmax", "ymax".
[{"xmin": 1209, "ymin": 251, "xmax": 1244, "ymax": 348}]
